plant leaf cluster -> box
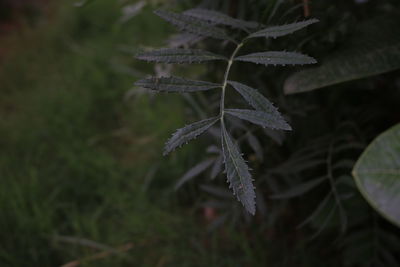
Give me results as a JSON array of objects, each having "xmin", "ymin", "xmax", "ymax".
[{"xmin": 135, "ymin": 8, "xmax": 317, "ymax": 214}]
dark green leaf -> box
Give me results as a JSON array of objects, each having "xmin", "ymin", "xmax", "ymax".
[
  {"xmin": 174, "ymin": 158, "xmax": 215, "ymax": 190},
  {"xmin": 154, "ymin": 9, "xmax": 235, "ymax": 42},
  {"xmin": 352, "ymin": 123, "xmax": 400, "ymax": 227},
  {"xmin": 270, "ymin": 176, "xmax": 327, "ymax": 199},
  {"xmin": 136, "ymin": 48, "xmax": 227, "ymax": 64},
  {"xmin": 221, "ymin": 123, "xmax": 256, "ymax": 214},
  {"xmin": 247, "ymin": 19, "xmax": 318, "ymax": 39},
  {"xmin": 284, "ymin": 15, "xmax": 400, "ymax": 94},
  {"xmin": 227, "ymin": 80, "xmax": 279, "ymax": 114},
  {"xmin": 164, "ymin": 116, "xmax": 219, "ymax": 155},
  {"xmin": 135, "ymin": 76, "xmax": 221, "ymax": 93},
  {"xmin": 225, "ymin": 109, "xmax": 291, "ymax": 130},
  {"xmin": 235, "ymin": 51, "xmax": 316, "ymax": 66},
  {"xmin": 184, "ymin": 8, "xmax": 259, "ymax": 30}
]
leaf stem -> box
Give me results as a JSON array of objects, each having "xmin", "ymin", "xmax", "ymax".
[{"xmin": 220, "ymin": 42, "xmax": 244, "ymax": 121}]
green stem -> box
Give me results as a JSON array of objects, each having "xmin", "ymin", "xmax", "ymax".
[{"xmin": 220, "ymin": 42, "xmax": 244, "ymax": 122}]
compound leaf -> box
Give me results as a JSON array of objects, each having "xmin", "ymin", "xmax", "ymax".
[
  {"xmin": 184, "ymin": 8, "xmax": 259, "ymax": 30},
  {"xmin": 248, "ymin": 18, "xmax": 318, "ymax": 39},
  {"xmin": 352, "ymin": 123, "xmax": 400, "ymax": 227},
  {"xmin": 225, "ymin": 109, "xmax": 291, "ymax": 131},
  {"xmin": 228, "ymin": 80, "xmax": 280, "ymax": 114},
  {"xmin": 136, "ymin": 48, "xmax": 226, "ymax": 64},
  {"xmin": 221, "ymin": 123, "xmax": 256, "ymax": 214},
  {"xmin": 154, "ymin": 9, "xmax": 235, "ymax": 42},
  {"xmin": 135, "ymin": 76, "xmax": 221, "ymax": 93},
  {"xmin": 235, "ymin": 51, "xmax": 316, "ymax": 66},
  {"xmin": 164, "ymin": 116, "xmax": 219, "ymax": 155}
]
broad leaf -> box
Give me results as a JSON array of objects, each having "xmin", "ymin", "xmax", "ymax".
[
  {"xmin": 174, "ymin": 158, "xmax": 215, "ymax": 190},
  {"xmin": 154, "ymin": 9, "xmax": 235, "ymax": 42},
  {"xmin": 235, "ymin": 51, "xmax": 316, "ymax": 66},
  {"xmin": 225, "ymin": 109, "xmax": 291, "ymax": 131},
  {"xmin": 136, "ymin": 48, "xmax": 226, "ymax": 64},
  {"xmin": 221, "ymin": 123, "xmax": 256, "ymax": 214},
  {"xmin": 228, "ymin": 80, "xmax": 279, "ymax": 114},
  {"xmin": 284, "ymin": 15, "xmax": 400, "ymax": 94},
  {"xmin": 270, "ymin": 176, "xmax": 327, "ymax": 199},
  {"xmin": 135, "ymin": 76, "xmax": 221, "ymax": 93},
  {"xmin": 352, "ymin": 123, "xmax": 400, "ymax": 227},
  {"xmin": 248, "ymin": 19, "xmax": 318, "ymax": 39},
  {"xmin": 184, "ymin": 8, "xmax": 259, "ymax": 30},
  {"xmin": 164, "ymin": 116, "xmax": 219, "ymax": 155}
]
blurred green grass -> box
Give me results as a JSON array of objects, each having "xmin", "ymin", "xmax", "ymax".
[
  {"xmin": 0, "ymin": 1, "xmax": 267, "ymax": 266},
  {"xmin": 0, "ymin": 1, "xmax": 201, "ymax": 266}
]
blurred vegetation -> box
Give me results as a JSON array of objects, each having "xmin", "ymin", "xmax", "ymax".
[
  {"xmin": 1, "ymin": 0, "xmax": 400, "ymax": 266},
  {"xmin": 0, "ymin": 0, "xmax": 243, "ymax": 266}
]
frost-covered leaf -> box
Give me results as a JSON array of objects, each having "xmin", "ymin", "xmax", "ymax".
[
  {"xmin": 154, "ymin": 9, "xmax": 235, "ymax": 42},
  {"xmin": 174, "ymin": 158, "xmax": 215, "ymax": 190},
  {"xmin": 227, "ymin": 80, "xmax": 279, "ymax": 114},
  {"xmin": 248, "ymin": 19, "xmax": 318, "ymax": 39},
  {"xmin": 270, "ymin": 176, "xmax": 327, "ymax": 199},
  {"xmin": 225, "ymin": 109, "xmax": 291, "ymax": 131},
  {"xmin": 352, "ymin": 123, "xmax": 400, "ymax": 227},
  {"xmin": 135, "ymin": 76, "xmax": 221, "ymax": 93},
  {"xmin": 136, "ymin": 48, "xmax": 226, "ymax": 64},
  {"xmin": 221, "ymin": 123, "xmax": 256, "ymax": 214},
  {"xmin": 184, "ymin": 8, "xmax": 259, "ymax": 30},
  {"xmin": 164, "ymin": 116, "xmax": 219, "ymax": 155},
  {"xmin": 235, "ymin": 51, "xmax": 316, "ymax": 66}
]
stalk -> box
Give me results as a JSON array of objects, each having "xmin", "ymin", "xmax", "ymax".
[{"xmin": 219, "ymin": 42, "xmax": 244, "ymax": 121}]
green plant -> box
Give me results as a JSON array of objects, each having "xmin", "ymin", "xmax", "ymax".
[{"xmin": 135, "ymin": 9, "xmax": 318, "ymax": 214}]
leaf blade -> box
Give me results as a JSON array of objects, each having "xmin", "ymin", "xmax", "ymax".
[
  {"xmin": 164, "ymin": 116, "xmax": 219, "ymax": 155},
  {"xmin": 352, "ymin": 123, "xmax": 400, "ymax": 227},
  {"xmin": 227, "ymin": 80, "xmax": 279, "ymax": 114},
  {"xmin": 136, "ymin": 48, "xmax": 227, "ymax": 64},
  {"xmin": 284, "ymin": 15, "xmax": 400, "ymax": 94},
  {"xmin": 135, "ymin": 76, "xmax": 221, "ymax": 93},
  {"xmin": 235, "ymin": 51, "xmax": 317, "ymax": 66},
  {"xmin": 270, "ymin": 176, "xmax": 327, "ymax": 199},
  {"xmin": 154, "ymin": 9, "xmax": 235, "ymax": 42},
  {"xmin": 221, "ymin": 123, "xmax": 256, "ymax": 214},
  {"xmin": 174, "ymin": 158, "xmax": 215, "ymax": 190},
  {"xmin": 225, "ymin": 109, "xmax": 291, "ymax": 131},
  {"xmin": 183, "ymin": 8, "xmax": 259, "ymax": 30},
  {"xmin": 248, "ymin": 19, "xmax": 319, "ymax": 39}
]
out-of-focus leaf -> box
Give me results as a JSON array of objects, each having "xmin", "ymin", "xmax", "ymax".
[
  {"xmin": 270, "ymin": 176, "xmax": 327, "ymax": 199},
  {"xmin": 184, "ymin": 8, "xmax": 259, "ymax": 30},
  {"xmin": 164, "ymin": 117, "xmax": 219, "ymax": 155},
  {"xmin": 235, "ymin": 51, "xmax": 316, "ymax": 66},
  {"xmin": 210, "ymin": 155, "xmax": 223, "ymax": 179},
  {"xmin": 225, "ymin": 109, "xmax": 291, "ymax": 130},
  {"xmin": 247, "ymin": 19, "xmax": 318, "ymax": 39},
  {"xmin": 352, "ymin": 123, "xmax": 400, "ymax": 227},
  {"xmin": 135, "ymin": 76, "xmax": 221, "ymax": 93},
  {"xmin": 246, "ymin": 132, "xmax": 263, "ymax": 161},
  {"xmin": 221, "ymin": 123, "xmax": 256, "ymax": 214},
  {"xmin": 284, "ymin": 15, "xmax": 400, "ymax": 94},
  {"xmin": 154, "ymin": 10, "xmax": 235, "ymax": 42},
  {"xmin": 119, "ymin": 1, "xmax": 146, "ymax": 23},
  {"xmin": 136, "ymin": 48, "xmax": 226, "ymax": 64},
  {"xmin": 175, "ymin": 159, "xmax": 215, "ymax": 190}
]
